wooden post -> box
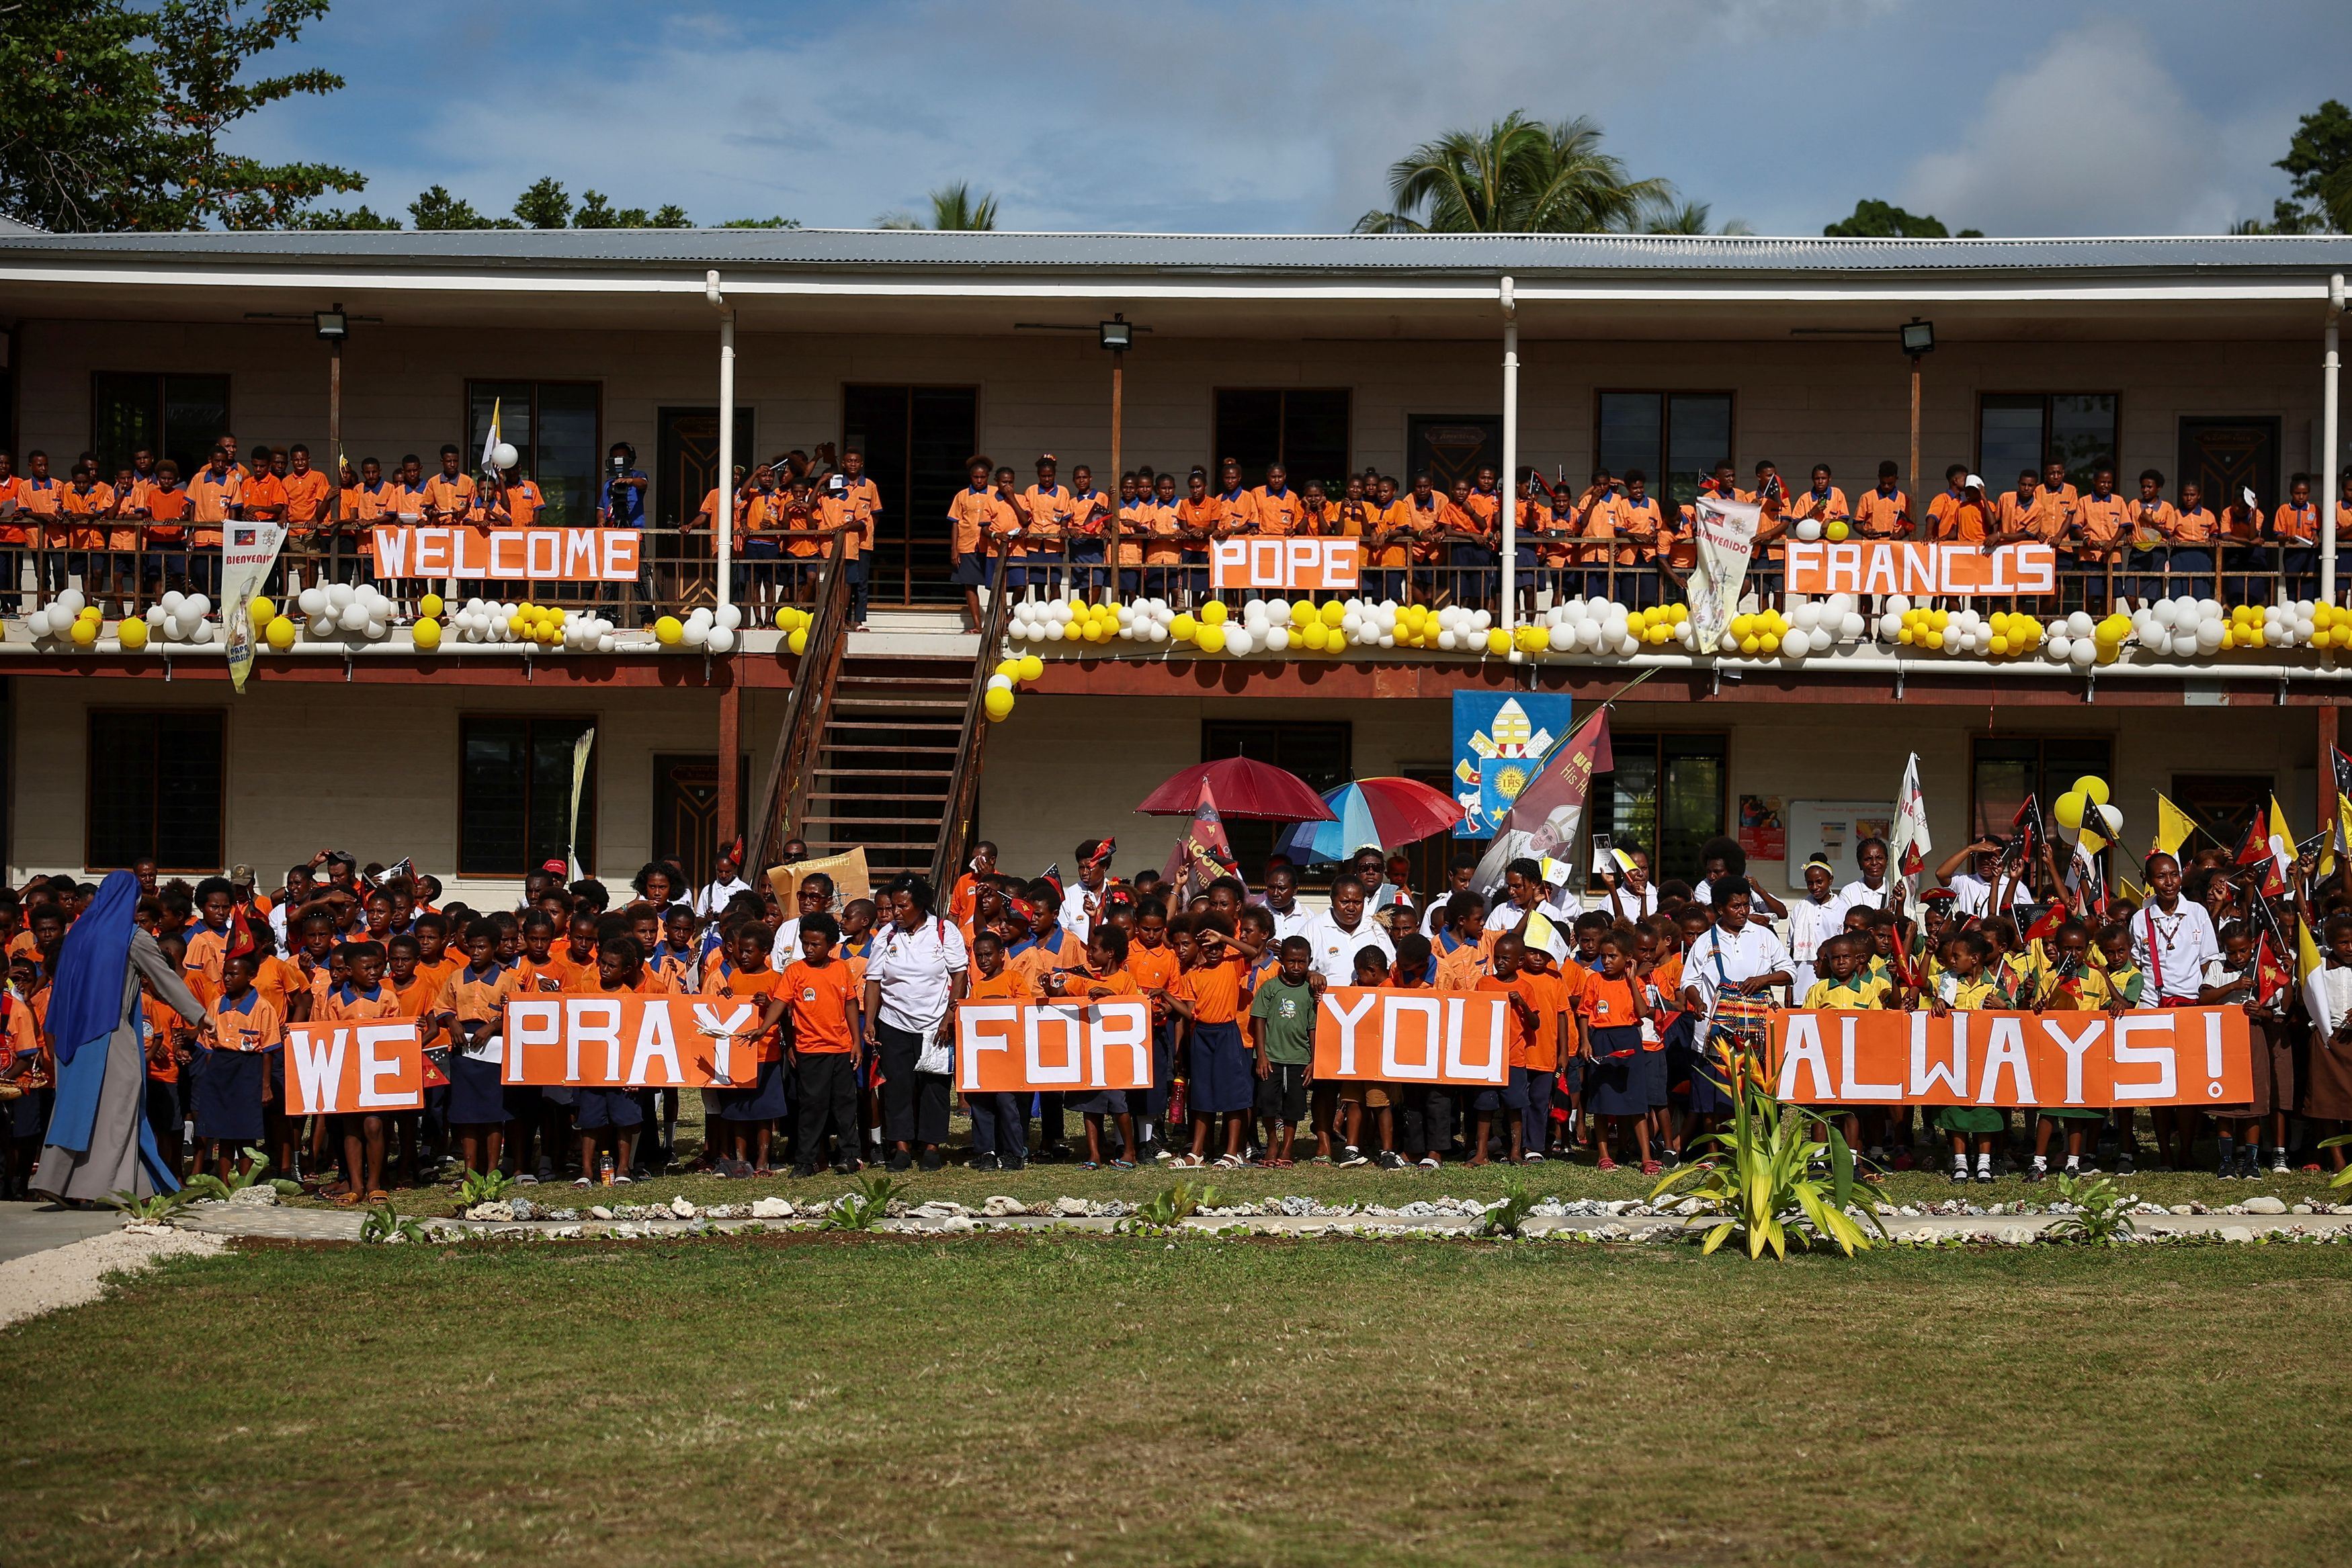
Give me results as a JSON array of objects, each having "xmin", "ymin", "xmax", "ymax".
[
  {"xmin": 1107, "ymin": 348, "xmax": 1124, "ymax": 589},
  {"xmin": 2323, "ymin": 700, "xmax": 2339, "ymax": 838},
  {"xmin": 717, "ymin": 675, "xmax": 741, "ymax": 859},
  {"xmin": 1907, "ymin": 353, "xmax": 1921, "ymax": 512}
]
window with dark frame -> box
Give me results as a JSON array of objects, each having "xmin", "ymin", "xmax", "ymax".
[
  {"xmin": 1200, "ymin": 719, "xmax": 1352, "ymax": 885},
  {"xmin": 1969, "ymin": 735, "xmax": 2116, "ymax": 842},
  {"xmin": 466, "ymin": 381, "xmax": 601, "ymax": 528},
  {"xmin": 1587, "ymin": 732, "xmax": 1728, "ymax": 887},
  {"xmin": 458, "ymin": 715, "xmax": 598, "ymax": 877},
  {"xmin": 1211, "ymin": 390, "xmax": 1352, "ymax": 493},
  {"xmin": 1595, "ymin": 392, "xmax": 1735, "ymax": 511},
  {"xmin": 87, "ymin": 710, "xmax": 224, "ymax": 872},
  {"xmin": 91, "ymin": 372, "xmax": 232, "ymax": 486},
  {"xmin": 2168, "ymin": 773, "xmax": 2276, "ymax": 855},
  {"xmin": 1976, "ymin": 394, "xmax": 2119, "ymax": 494}
]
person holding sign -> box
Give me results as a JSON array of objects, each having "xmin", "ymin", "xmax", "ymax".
[
  {"xmin": 1048, "ymin": 924, "xmax": 1141, "ymax": 1170},
  {"xmin": 774, "ymin": 913, "xmax": 860, "ymax": 1179},
  {"xmin": 436, "ymin": 920, "xmax": 521, "ymax": 1182},
  {"xmin": 1927, "ymin": 932, "xmax": 2007, "ymax": 1184},
  {"xmin": 2019, "ymin": 920, "xmax": 2128, "ymax": 1182},
  {"xmin": 319, "ymin": 941, "xmax": 401, "ymax": 1203},
  {"xmin": 959, "ymin": 930, "xmax": 1033, "ymax": 1174},
  {"xmin": 2130, "ymin": 854, "xmax": 2218, "ymax": 1175},
  {"xmin": 710, "ymin": 923, "xmax": 790, "ymax": 1179}
]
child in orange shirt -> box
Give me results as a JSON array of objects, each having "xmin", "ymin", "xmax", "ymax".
[
  {"xmin": 1168, "ymin": 912, "xmax": 1251, "ymax": 1167},
  {"xmin": 436, "ymin": 918, "xmax": 520, "ymax": 1179},
  {"xmin": 710, "ymin": 924, "xmax": 790, "ymax": 1176},
  {"xmin": 194, "ymin": 951, "xmax": 284, "ymax": 1182},
  {"xmin": 319, "ymin": 941, "xmax": 402, "ymax": 1203},
  {"xmin": 1126, "ymin": 900, "xmax": 1183, "ymax": 1158},
  {"xmin": 960, "ymin": 928, "xmax": 1034, "ymax": 1172},
  {"xmin": 142, "ymin": 933, "xmax": 195, "ymax": 1178},
  {"xmin": 1467, "ymin": 934, "xmax": 1545, "ymax": 1166},
  {"xmin": 1047, "ymin": 924, "xmax": 1142, "ymax": 1169},
  {"xmin": 1580, "ymin": 930, "xmax": 1657, "ymax": 1173},
  {"xmin": 783, "ymin": 912, "xmax": 866, "ymax": 1178}
]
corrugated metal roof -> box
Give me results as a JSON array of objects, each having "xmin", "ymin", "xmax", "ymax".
[{"xmin": 4, "ymin": 227, "xmax": 2350, "ymax": 277}]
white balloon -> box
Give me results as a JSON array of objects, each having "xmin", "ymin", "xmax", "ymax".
[
  {"xmin": 491, "ymin": 441, "xmax": 519, "ymax": 472},
  {"xmin": 2048, "ymin": 635, "xmax": 2073, "ymax": 662},
  {"xmin": 1436, "ymin": 628, "xmax": 1458, "ymax": 651},
  {"xmin": 297, "ymin": 587, "xmax": 326, "ymax": 617},
  {"xmin": 25, "ymin": 609, "xmax": 50, "ymax": 640},
  {"xmin": 1839, "ymin": 611, "xmax": 1865, "ymax": 641},
  {"xmin": 1794, "ymin": 519, "xmax": 1823, "ymax": 542},
  {"xmin": 327, "ymin": 583, "xmax": 353, "ymax": 610},
  {"xmin": 54, "ymin": 589, "xmax": 83, "ymax": 616},
  {"xmin": 2066, "ymin": 610, "xmax": 2095, "ymax": 638},
  {"xmin": 338, "ymin": 602, "xmax": 369, "ymax": 631},
  {"xmin": 185, "ymin": 595, "xmax": 210, "ymax": 620},
  {"xmin": 161, "ymin": 591, "xmax": 185, "ymax": 615},
  {"xmin": 705, "ymin": 625, "xmax": 735, "ymax": 654},
  {"xmin": 364, "ymin": 617, "xmax": 386, "ymax": 640},
  {"xmin": 682, "ymin": 622, "xmax": 708, "ymax": 649},
  {"xmin": 2068, "ymin": 639, "xmax": 2096, "ymax": 668},
  {"xmin": 1264, "ymin": 625, "xmax": 1291, "ymax": 653},
  {"xmin": 1885, "ymin": 595, "xmax": 1911, "ymax": 615},
  {"xmin": 1225, "ymin": 626, "xmax": 1255, "ymax": 656},
  {"xmin": 1265, "ymin": 599, "xmax": 1292, "ymax": 623}
]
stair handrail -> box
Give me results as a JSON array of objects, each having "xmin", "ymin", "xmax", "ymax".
[
  {"xmin": 929, "ymin": 551, "xmax": 1014, "ymax": 891},
  {"xmin": 749, "ymin": 531, "xmax": 851, "ymax": 878}
]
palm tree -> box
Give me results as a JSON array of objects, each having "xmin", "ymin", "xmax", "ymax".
[
  {"xmin": 876, "ymin": 181, "xmax": 999, "ymax": 231},
  {"xmin": 1355, "ymin": 112, "xmax": 1674, "ymax": 234},
  {"xmin": 1637, "ymin": 197, "xmax": 1754, "ymax": 236}
]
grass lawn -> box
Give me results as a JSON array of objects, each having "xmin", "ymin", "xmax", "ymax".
[
  {"xmin": 331, "ymin": 1101, "xmax": 2352, "ymax": 1218},
  {"xmin": 11, "ymin": 1236, "xmax": 2352, "ymax": 1566}
]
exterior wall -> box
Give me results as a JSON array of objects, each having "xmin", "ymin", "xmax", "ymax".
[
  {"xmin": 15, "ymin": 318, "xmax": 2332, "ymax": 513},
  {"xmin": 9, "ymin": 677, "xmax": 786, "ymax": 902},
  {"xmin": 976, "ymin": 691, "xmax": 2322, "ymax": 891}
]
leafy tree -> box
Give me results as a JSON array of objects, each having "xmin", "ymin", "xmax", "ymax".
[
  {"xmin": 720, "ymin": 215, "xmax": 801, "ymax": 229},
  {"xmin": 512, "ymin": 176, "xmax": 572, "ymax": 229},
  {"xmin": 1822, "ymin": 199, "xmax": 1980, "ymax": 238},
  {"xmin": 407, "ymin": 184, "xmax": 513, "ymax": 230},
  {"xmin": 1355, "ymin": 112, "xmax": 1672, "ymax": 234},
  {"xmin": 1639, "ymin": 198, "xmax": 1753, "ymax": 236},
  {"xmin": 0, "ymin": 0, "xmax": 363, "ymax": 230},
  {"xmin": 290, "ymin": 204, "xmax": 398, "ymax": 230},
  {"xmin": 878, "ymin": 181, "xmax": 998, "ymax": 230},
  {"xmin": 2260, "ymin": 99, "xmax": 2351, "ymax": 234},
  {"xmin": 572, "ymin": 189, "xmax": 689, "ymax": 229}
]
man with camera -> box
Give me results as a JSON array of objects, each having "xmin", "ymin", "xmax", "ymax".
[{"xmin": 597, "ymin": 441, "xmax": 655, "ymax": 624}]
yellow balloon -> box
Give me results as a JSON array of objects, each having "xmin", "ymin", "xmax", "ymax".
[
  {"xmin": 1169, "ymin": 613, "xmax": 1198, "ymax": 642},
  {"xmin": 1017, "ymin": 654, "xmax": 1044, "ymax": 683},
  {"xmin": 655, "ymin": 615, "xmax": 683, "ymax": 646},
  {"xmin": 2072, "ymin": 775, "xmax": 2110, "ymax": 806},
  {"xmin": 248, "ymin": 595, "xmax": 275, "ymax": 625},
  {"xmin": 1320, "ymin": 601, "xmax": 1345, "ymax": 627},
  {"xmin": 413, "ymin": 616, "xmax": 442, "ymax": 650},
  {"xmin": 1824, "ymin": 520, "xmax": 1850, "ymax": 541},
  {"xmin": 265, "ymin": 615, "xmax": 296, "ymax": 651},
  {"xmin": 1200, "ymin": 600, "xmax": 1228, "ymax": 626},
  {"xmin": 1759, "ymin": 632, "xmax": 1780, "ymax": 655},
  {"xmin": 69, "ymin": 617, "xmax": 97, "ymax": 648},
  {"xmin": 116, "ymin": 616, "xmax": 149, "ymax": 651},
  {"xmin": 982, "ymin": 687, "xmax": 1015, "ymax": 721},
  {"xmin": 1989, "ymin": 635, "xmax": 2009, "ymax": 656},
  {"xmin": 1485, "ymin": 627, "xmax": 1510, "ymax": 655},
  {"xmin": 1198, "ymin": 624, "xmax": 1227, "ymax": 654},
  {"xmin": 1730, "ymin": 613, "xmax": 1755, "ymax": 640},
  {"xmin": 419, "ymin": 593, "xmax": 446, "ymax": 619},
  {"xmin": 788, "ymin": 627, "xmax": 808, "ymax": 655},
  {"xmin": 1302, "ymin": 622, "xmax": 1329, "ymax": 651},
  {"xmin": 2052, "ymin": 791, "xmax": 2087, "ymax": 831}
]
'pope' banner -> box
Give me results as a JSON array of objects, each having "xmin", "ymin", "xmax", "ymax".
[
  {"xmin": 371, "ymin": 526, "xmax": 643, "ymax": 582},
  {"xmin": 501, "ymin": 997, "xmax": 764, "ymax": 1087},
  {"xmin": 1210, "ymin": 537, "xmax": 1361, "ymax": 592},
  {"xmin": 1312, "ymin": 988, "xmax": 1512, "ymax": 1086},
  {"xmin": 957, "ymin": 998, "xmax": 1152, "ymax": 1092},
  {"xmin": 1768, "ymin": 1007, "xmax": 2251, "ymax": 1107},
  {"xmin": 284, "ymin": 1020, "xmax": 424, "ymax": 1115}
]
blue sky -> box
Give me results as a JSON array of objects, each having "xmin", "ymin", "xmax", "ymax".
[{"xmin": 228, "ymin": 0, "xmax": 2352, "ymax": 235}]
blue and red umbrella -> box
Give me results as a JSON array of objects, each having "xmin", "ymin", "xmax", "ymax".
[{"xmin": 1274, "ymin": 777, "xmax": 1464, "ymax": 865}]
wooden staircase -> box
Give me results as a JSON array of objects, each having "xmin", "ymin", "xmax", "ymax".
[{"xmin": 750, "ymin": 550, "xmax": 1013, "ymax": 889}]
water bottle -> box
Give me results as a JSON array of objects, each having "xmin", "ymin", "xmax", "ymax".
[{"xmin": 598, "ymin": 1151, "xmax": 614, "ymax": 1186}]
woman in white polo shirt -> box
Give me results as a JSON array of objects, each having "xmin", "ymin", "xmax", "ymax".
[{"xmin": 862, "ymin": 873, "xmax": 968, "ymax": 1172}]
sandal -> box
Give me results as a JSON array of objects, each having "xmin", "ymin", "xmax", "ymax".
[
  {"xmin": 365, "ymin": 1189, "xmax": 388, "ymax": 1203},
  {"xmin": 333, "ymin": 1190, "xmax": 360, "ymax": 1207},
  {"xmin": 1079, "ymin": 1160, "xmax": 1101, "ymax": 1170},
  {"xmin": 1111, "ymin": 1159, "xmax": 1136, "ymax": 1170}
]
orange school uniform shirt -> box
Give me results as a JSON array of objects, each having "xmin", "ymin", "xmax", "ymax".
[
  {"xmin": 437, "ymin": 961, "xmax": 522, "ymax": 1058},
  {"xmin": 781, "ymin": 957, "xmax": 861, "ymax": 1054},
  {"xmin": 1049, "ymin": 964, "xmax": 1138, "ymax": 1004},
  {"xmin": 817, "ymin": 492, "xmax": 871, "ymax": 561},
  {"xmin": 187, "ymin": 468, "xmax": 242, "ymax": 548},
  {"xmin": 180, "ymin": 923, "xmax": 232, "ymax": 1008},
  {"xmin": 1437, "ymin": 497, "xmax": 1483, "ymax": 540},
  {"xmin": 253, "ymin": 954, "xmax": 310, "ymax": 1020},
  {"xmin": 140, "ymin": 994, "xmax": 187, "ymax": 1083},
  {"xmin": 2074, "ymin": 492, "xmax": 2132, "ymax": 554},
  {"xmin": 1786, "ymin": 486, "xmax": 1849, "ymax": 528},
  {"xmin": 1172, "ymin": 954, "xmax": 1246, "ymax": 1025},
  {"xmin": 204, "ymin": 989, "xmax": 285, "ymax": 1055},
  {"xmin": 1478, "ymin": 971, "xmax": 1544, "ymax": 1070},
  {"xmin": 1249, "ymin": 486, "xmax": 1304, "ymax": 537},
  {"xmin": 16, "ymin": 477, "xmax": 62, "ymax": 548},
  {"xmin": 1366, "ymin": 500, "xmax": 1415, "ymax": 568},
  {"xmin": 1175, "ymin": 495, "xmax": 1228, "ymax": 549},
  {"xmin": 2171, "ymin": 503, "xmax": 2218, "ymax": 544},
  {"xmin": 1997, "ymin": 489, "xmax": 2068, "ymax": 543},
  {"xmin": 708, "ymin": 960, "xmax": 787, "ymax": 1061},
  {"xmin": 1112, "ymin": 500, "xmax": 1148, "ymax": 566},
  {"xmin": 1464, "ymin": 489, "xmax": 1503, "ymax": 538},
  {"xmin": 239, "ymin": 472, "xmax": 287, "ymax": 527},
  {"xmin": 535, "ymin": 951, "xmax": 596, "ymax": 994},
  {"xmin": 1128, "ymin": 942, "xmax": 1183, "ymax": 1017},
  {"xmin": 501, "ymin": 479, "xmax": 544, "ymax": 527},
  {"xmin": 2129, "ymin": 498, "xmax": 2178, "ymax": 545},
  {"xmin": 949, "ymin": 485, "xmax": 1009, "ymax": 558},
  {"xmin": 1020, "ymin": 484, "xmax": 1070, "ymax": 550},
  {"xmin": 962, "ymin": 963, "xmax": 1034, "ymax": 1006},
  {"xmin": 421, "ymin": 473, "xmax": 476, "ymax": 523},
  {"xmin": 1616, "ymin": 495, "xmax": 1667, "ymax": 560},
  {"xmin": 1926, "ymin": 491, "xmax": 1987, "ymax": 545},
  {"xmin": 1518, "ymin": 969, "xmax": 1577, "ymax": 1073},
  {"xmin": 2274, "ymin": 501, "xmax": 2320, "ymax": 544},
  {"xmin": 60, "ymin": 482, "xmax": 116, "ymax": 550},
  {"xmin": 1853, "ymin": 486, "xmax": 1910, "ymax": 537},
  {"xmin": 282, "ymin": 469, "xmax": 333, "ymax": 528},
  {"xmin": 386, "ymin": 973, "xmax": 443, "ymax": 1042},
  {"xmin": 1433, "ymin": 934, "xmax": 1490, "ymax": 993},
  {"xmin": 322, "ymin": 982, "xmax": 401, "ymax": 1024}
]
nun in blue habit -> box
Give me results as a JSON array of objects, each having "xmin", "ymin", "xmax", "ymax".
[{"xmin": 32, "ymin": 870, "xmax": 208, "ymax": 1205}]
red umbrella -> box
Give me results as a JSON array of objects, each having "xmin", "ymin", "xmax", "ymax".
[
  {"xmin": 1136, "ymin": 758, "xmax": 1337, "ymax": 822},
  {"xmin": 1273, "ymin": 777, "xmax": 1463, "ymax": 863}
]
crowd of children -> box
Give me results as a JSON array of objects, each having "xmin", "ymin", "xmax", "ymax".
[{"xmin": 3, "ymin": 814, "xmax": 2348, "ymax": 1201}]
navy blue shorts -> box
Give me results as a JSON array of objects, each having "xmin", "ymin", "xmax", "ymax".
[
  {"xmin": 192, "ymin": 1050, "xmax": 266, "ymax": 1143},
  {"xmin": 952, "ymin": 551, "xmax": 987, "ymax": 586},
  {"xmin": 1187, "ymin": 1019, "xmax": 1254, "ymax": 1115},
  {"xmin": 1067, "ymin": 1088, "xmax": 1128, "ymax": 1118},
  {"xmin": 145, "ymin": 1076, "xmax": 180, "ymax": 1143},
  {"xmin": 446, "ymin": 1053, "xmax": 507, "ymax": 1127},
  {"xmin": 11, "ymin": 1082, "xmax": 53, "ymax": 1140},
  {"xmin": 718, "ymin": 1056, "xmax": 790, "ymax": 1121},
  {"xmin": 575, "ymin": 1086, "xmax": 643, "ymax": 1131}
]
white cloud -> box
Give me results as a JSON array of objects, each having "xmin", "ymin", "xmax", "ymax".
[{"xmin": 1900, "ymin": 19, "xmax": 2257, "ymax": 234}]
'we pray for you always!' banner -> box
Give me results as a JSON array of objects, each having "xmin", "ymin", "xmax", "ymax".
[{"xmin": 1768, "ymin": 1007, "xmax": 2251, "ymax": 1107}]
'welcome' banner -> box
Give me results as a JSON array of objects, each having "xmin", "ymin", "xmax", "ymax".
[
  {"xmin": 957, "ymin": 998, "xmax": 1152, "ymax": 1092},
  {"xmin": 372, "ymin": 526, "xmax": 643, "ymax": 582},
  {"xmin": 1312, "ymin": 988, "xmax": 1512, "ymax": 1086},
  {"xmin": 1768, "ymin": 1007, "xmax": 2250, "ymax": 1107},
  {"xmin": 285, "ymin": 1020, "xmax": 424, "ymax": 1115},
  {"xmin": 501, "ymin": 997, "xmax": 763, "ymax": 1088},
  {"xmin": 1784, "ymin": 541, "xmax": 2058, "ymax": 597}
]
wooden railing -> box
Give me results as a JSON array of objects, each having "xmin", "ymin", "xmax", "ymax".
[
  {"xmin": 929, "ymin": 552, "xmax": 1014, "ymax": 892},
  {"xmin": 748, "ymin": 531, "xmax": 850, "ymax": 877}
]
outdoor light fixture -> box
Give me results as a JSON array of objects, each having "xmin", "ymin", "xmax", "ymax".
[
  {"xmin": 1099, "ymin": 316, "xmax": 1132, "ymax": 351},
  {"xmin": 1899, "ymin": 318, "xmax": 1935, "ymax": 355},
  {"xmin": 314, "ymin": 308, "xmax": 348, "ymax": 341}
]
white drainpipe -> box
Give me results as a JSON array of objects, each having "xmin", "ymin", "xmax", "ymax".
[{"xmin": 707, "ymin": 270, "xmax": 735, "ymax": 626}]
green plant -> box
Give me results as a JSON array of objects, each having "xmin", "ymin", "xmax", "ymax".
[
  {"xmin": 2044, "ymin": 1173, "xmax": 2136, "ymax": 1244},
  {"xmin": 1127, "ymin": 1181, "xmax": 1221, "ymax": 1233},
  {"xmin": 1480, "ymin": 1176, "xmax": 1540, "ymax": 1239},
  {"xmin": 1650, "ymin": 1055, "xmax": 1881, "ymax": 1260},
  {"xmin": 359, "ymin": 1202, "xmax": 429, "ymax": 1245},
  {"xmin": 821, "ymin": 1173, "xmax": 903, "ymax": 1232},
  {"xmin": 455, "ymin": 1168, "xmax": 515, "ymax": 1207},
  {"xmin": 105, "ymin": 1186, "xmax": 199, "ymax": 1221},
  {"xmin": 180, "ymin": 1149, "xmax": 272, "ymax": 1202},
  {"xmin": 2321, "ymin": 1133, "xmax": 2352, "ymax": 1189}
]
